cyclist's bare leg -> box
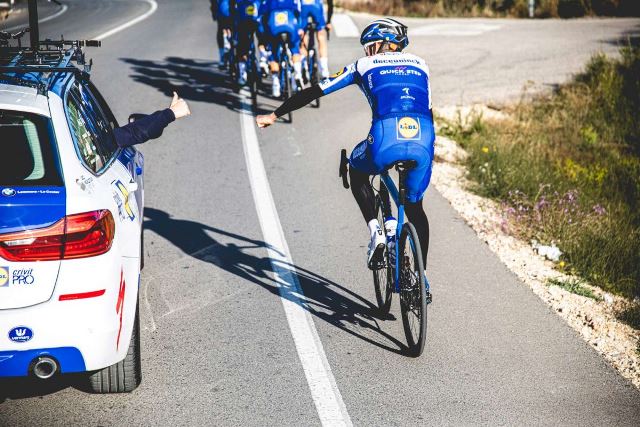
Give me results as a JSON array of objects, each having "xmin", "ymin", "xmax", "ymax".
[{"xmin": 317, "ymin": 28, "xmax": 330, "ymax": 78}]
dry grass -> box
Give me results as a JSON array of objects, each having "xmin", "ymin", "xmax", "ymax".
[{"xmin": 439, "ymin": 47, "xmax": 640, "ymax": 298}]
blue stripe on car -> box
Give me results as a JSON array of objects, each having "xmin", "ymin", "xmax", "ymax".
[
  {"xmin": 0, "ymin": 347, "xmax": 86, "ymax": 377},
  {"xmin": 0, "ymin": 186, "xmax": 66, "ymax": 234}
]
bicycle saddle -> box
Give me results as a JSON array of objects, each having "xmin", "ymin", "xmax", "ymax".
[{"xmin": 391, "ymin": 160, "xmax": 418, "ymax": 172}]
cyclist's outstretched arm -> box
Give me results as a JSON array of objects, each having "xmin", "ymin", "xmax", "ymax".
[
  {"xmin": 257, "ymin": 63, "xmax": 357, "ymax": 128},
  {"xmin": 327, "ymin": 0, "xmax": 334, "ymax": 26}
]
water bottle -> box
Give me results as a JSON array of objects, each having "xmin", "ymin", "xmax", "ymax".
[{"xmin": 385, "ymin": 217, "xmax": 397, "ymax": 264}]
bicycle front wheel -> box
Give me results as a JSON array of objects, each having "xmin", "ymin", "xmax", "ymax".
[{"xmin": 399, "ymin": 222, "xmax": 427, "ymax": 357}]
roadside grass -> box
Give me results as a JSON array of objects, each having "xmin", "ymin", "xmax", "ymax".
[
  {"xmin": 546, "ymin": 277, "xmax": 600, "ymax": 300},
  {"xmin": 337, "ymin": 0, "xmax": 640, "ymax": 18},
  {"xmin": 439, "ymin": 46, "xmax": 640, "ymax": 299}
]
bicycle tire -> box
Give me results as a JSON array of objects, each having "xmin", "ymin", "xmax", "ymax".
[
  {"xmin": 284, "ymin": 62, "xmax": 293, "ymax": 123},
  {"xmin": 311, "ymin": 54, "xmax": 320, "ymax": 108},
  {"xmin": 249, "ymin": 56, "xmax": 258, "ymax": 110},
  {"xmin": 399, "ymin": 222, "xmax": 427, "ymax": 357},
  {"xmin": 372, "ymin": 194, "xmax": 393, "ymax": 314}
]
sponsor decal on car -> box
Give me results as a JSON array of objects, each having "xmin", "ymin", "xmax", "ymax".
[
  {"xmin": 397, "ymin": 117, "xmax": 421, "ymax": 140},
  {"xmin": 0, "ymin": 267, "xmax": 8, "ymax": 287},
  {"xmin": 115, "ymin": 269, "xmax": 126, "ymax": 350},
  {"xmin": 112, "ymin": 179, "xmax": 135, "ymax": 222},
  {"xmin": 1, "ymin": 188, "xmax": 16, "ymax": 197},
  {"xmin": 75, "ymin": 174, "xmax": 95, "ymax": 193},
  {"xmin": 8, "ymin": 326, "xmax": 33, "ymax": 343},
  {"xmin": 12, "ymin": 268, "xmax": 35, "ymax": 285}
]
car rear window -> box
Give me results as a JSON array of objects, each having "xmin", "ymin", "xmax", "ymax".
[{"xmin": 0, "ymin": 110, "xmax": 62, "ymax": 186}]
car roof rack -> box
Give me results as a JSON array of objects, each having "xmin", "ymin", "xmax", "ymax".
[{"xmin": 0, "ymin": 0, "xmax": 101, "ymax": 96}]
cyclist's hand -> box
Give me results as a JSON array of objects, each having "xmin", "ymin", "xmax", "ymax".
[
  {"xmin": 170, "ymin": 92, "xmax": 191, "ymax": 119},
  {"xmin": 326, "ymin": 23, "xmax": 332, "ymax": 32},
  {"xmin": 256, "ymin": 113, "xmax": 277, "ymax": 128}
]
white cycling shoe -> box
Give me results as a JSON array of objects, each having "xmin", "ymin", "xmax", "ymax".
[
  {"xmin": 367, "ymin": 228, "xmax": 386, "ymax": 269},
  {"xmin": 272, "ymin": 81, "xmax": 281, "ymax": 98}
]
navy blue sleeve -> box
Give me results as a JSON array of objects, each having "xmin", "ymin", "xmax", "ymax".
[{"xmin": 113, "ymin": 109, "xmax": 176, "ymax": 148}]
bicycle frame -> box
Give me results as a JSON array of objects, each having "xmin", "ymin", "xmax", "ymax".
[{"xmin": 274, "ymin": 37, "xmax": 294, "ymax": 92}]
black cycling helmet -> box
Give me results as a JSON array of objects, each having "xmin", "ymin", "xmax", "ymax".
[{"xmin": 360, "ymin": 18, "xmax": 409, "ymax": 51}]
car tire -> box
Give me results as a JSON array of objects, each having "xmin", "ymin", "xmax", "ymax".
[{"xmin": 86, "ymin": 302, "xmax": 142, "ymax": 393}]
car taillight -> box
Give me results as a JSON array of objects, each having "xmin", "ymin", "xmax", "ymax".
[{"xmin": 0, "ymin": 210, "xmax": 115, "ymax": 261}]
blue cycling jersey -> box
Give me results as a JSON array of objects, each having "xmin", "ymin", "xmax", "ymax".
[
  {"xmin": 259, "ymin": 0, "xmax": 301, "ymax": 14},
  {"xmin": 216, "ymin": 0, "xmax": 231, "ymax": 18},
  {"xmin": 234, "ymin": 0, "xmax": 261, "ymax": 21},
  {"xmin": 319, "ymin": 52, "xmax": 432, "ymax": 120}
]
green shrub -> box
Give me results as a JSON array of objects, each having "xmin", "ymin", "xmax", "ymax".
[{"xmin": 441, "ymin": 47, "xmax": 640, "ymax": 297}]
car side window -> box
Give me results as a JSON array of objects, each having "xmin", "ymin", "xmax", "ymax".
[
  {"xmin": 87, "ymin": 81, "xmax": 119, "ymax": 129},
  {"xmin": 75, "ymin": 83, "xmax": 119, "ymax": 158},
  {"xmin": 66, "ymin": 89, "xmax": 105, "ymax": 173},
  {"xmin": 66, "ymin": 82, "xmax": 119, "ymax": 174}
]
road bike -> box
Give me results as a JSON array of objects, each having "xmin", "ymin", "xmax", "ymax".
[
  {"xmin": 340, "ymin": 150, "xmax": 431, "ymax": 357},
  {"xmin": 302, "ymin": 16, "xmax": 320, "ymax": 108},
  {"xmin": 273, "ymin": 32, "xmax": 296, "ymax": 123},
  {"xmin": 228, "ymin": 22, "xmax": 260, "ymax": 109}
]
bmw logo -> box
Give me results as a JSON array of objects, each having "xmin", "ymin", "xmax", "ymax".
[{"xmin": 1, "ymin": 188, "xmax": 16, "ymax": 197}]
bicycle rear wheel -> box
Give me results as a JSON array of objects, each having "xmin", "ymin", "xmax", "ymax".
[
  {"xmin": 372, "ymin": 193, "xmax": 392, "ymax": 314},
  {"xmin": 248, "ymin": 49, "xmax": 258, "ymax": 110},
  {"xmin": 311, "ymin": 55, "xmax": 320, "ymax": 108},
  {"xmin": 399, "ymin": 222, "xmax": 427, "ymax": 357},
  {"xmin": 283, "ymin": 63, "xmax": 293, "ymax": 123}
]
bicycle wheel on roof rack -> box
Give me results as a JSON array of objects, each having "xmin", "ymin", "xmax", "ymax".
[{"xmin": 399, "ymin": 222, "xmax": 427, "ymax": 357}]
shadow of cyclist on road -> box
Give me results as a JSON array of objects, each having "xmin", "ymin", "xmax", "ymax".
[
  {"xmin": 121, "ymin": 56, "xmax": 277, "ymax": 115},
  {"xmin": 143, "ymin": 207, "xmax": 405, "ymax": 355}
]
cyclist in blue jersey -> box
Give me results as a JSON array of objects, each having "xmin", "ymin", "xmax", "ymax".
[
  {"xmin": 211, "ymin": 0, "xmax": 233, "ymax": 69},
  {"xmin": 257, "ymin": 19, "xmax": 434, "ymax": 275},
  {"xmin": 299, "ymin": 0, "xmax": 333, "ymax": 79},
  {"xmin": 259, "ymin": 0, "xmax": 305, "ymax": 97},
  {"xmin": 232, "ymin": 0, "xmax": 262, "ymax": 85}
]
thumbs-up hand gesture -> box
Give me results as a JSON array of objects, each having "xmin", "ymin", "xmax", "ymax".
[{"xmin": 169, "ymin": 92, "xmax": 191, "ymax": 119}]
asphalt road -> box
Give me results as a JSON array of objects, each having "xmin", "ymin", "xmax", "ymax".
[{"xmin": 1, "ymin": 1, "xmax": 640, "ymax": 425}]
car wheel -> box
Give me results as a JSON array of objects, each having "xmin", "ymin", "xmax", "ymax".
[{"xmin": 86, "ymin": 302, "xmax": 142, "ymax": 393}]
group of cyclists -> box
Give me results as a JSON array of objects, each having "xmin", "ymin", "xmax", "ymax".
[
  {"xmin": 217, "ymin": 2, "xmax": 435, "ymax": 331},
  {"xmin": 211, "ymin": 0, "xmax": 334, "ymax": 98}
]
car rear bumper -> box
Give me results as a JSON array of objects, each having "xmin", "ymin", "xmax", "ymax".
[{"xmin": 0, "ymin": 347, "xmax": 85, "ymax": 377}]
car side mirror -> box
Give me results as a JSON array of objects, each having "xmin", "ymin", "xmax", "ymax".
[{"xmin": 128, "ymin": 114, "xmax": 146, "ymax": 124}]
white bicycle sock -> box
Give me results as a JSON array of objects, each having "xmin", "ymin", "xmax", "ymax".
[
  {"xmin": 293, "ymin": 62, "xmax": 302, "ymax": 80},
  {"xmin": 319, "ymin": 57, "xmax": 329, "ymax": 78}
]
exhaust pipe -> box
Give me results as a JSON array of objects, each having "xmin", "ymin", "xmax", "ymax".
[{"xmin": 32, "ymin": 356, "xmax": 58, "ymax": 380}]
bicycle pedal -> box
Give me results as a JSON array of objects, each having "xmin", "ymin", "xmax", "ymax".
[{"xmin": 369, "ymin": 260, "xmax": 386, "ymax": 271}]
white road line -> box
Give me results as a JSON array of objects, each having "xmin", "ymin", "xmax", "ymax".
[
  {"xmin": 94, "ymin": 0, "xmax": 158, "ymax": 41},
  {"xmin": 239, "ymin": 90, "xmax": 353, "ymax": 427},
  {"xmin": 332, "ymin": 13, "xmax": 360, "ymax": 38},
  {"xmin": 3, "ymin": 4, "xmax": 69, "ymax": 32}
]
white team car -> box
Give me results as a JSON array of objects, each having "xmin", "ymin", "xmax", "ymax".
[{"xmin": 0, "ymin": 47, "xmax": 145, "ymax": 393}]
